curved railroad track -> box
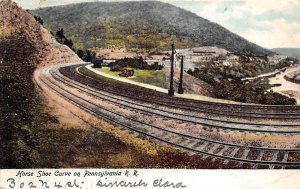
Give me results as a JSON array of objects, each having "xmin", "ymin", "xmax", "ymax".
[
  {"xmin": 60, "ymin": 63, "xmax": 300, "ymax": 119},
  {"xmin": 50, "ymin": 67, "xmax": 300, "ymax": 134},
  {"xmin": 35, "ymin": 64, "xmax": 300, "ymax": 169}
]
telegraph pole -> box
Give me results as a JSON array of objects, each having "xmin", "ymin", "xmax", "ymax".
[
  {"xmin": 178, "ymin": 55, "xmax": 184, "ymax": 94},
  {"xmin": 168, "ymin": 43, "xmax": 175, "ymax": 96}
]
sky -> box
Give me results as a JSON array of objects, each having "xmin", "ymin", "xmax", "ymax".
[{"xmin": 14, "ymin": 0, "xmax": 300, "ymax": 49}]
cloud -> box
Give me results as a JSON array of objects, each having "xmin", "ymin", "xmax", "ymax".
[
  {"xmin": 241, "ymin": 18, "xmax": 300, "ymax": 48},
  {"xmin": 244, "ymin": 0, "xmax": 299, "ymax": 14},
  {"xmin": 194, "ymin": 1, "xmax": 271, "ymax": 32},
  {"xmin": 190, "ymin": 0, "xmax": 300, "ymax": 48}
]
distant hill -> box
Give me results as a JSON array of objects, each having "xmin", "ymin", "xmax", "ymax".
[
  {"xmin": 32, "ymin": 1, "xmax": 271, "ymax": 55},
  {"xmin": 272, "ymin": 48, "xmax": 300, "ymax": 59}
]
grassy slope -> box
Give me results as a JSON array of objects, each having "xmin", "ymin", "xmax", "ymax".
[
  {"xmin": 96, "ymin": 67, "xmax": 169, "ymax": 89},
  {"xmin": 131, "ymin": 68, "xmax": 168, "ymax": 89}
]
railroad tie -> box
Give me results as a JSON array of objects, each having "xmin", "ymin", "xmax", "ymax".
[
  {"xmin": 208, "ymin": 144, "xmax": 220, "ymax": 154},
  {"xmin": 282, "ymin": 152, "xmax": 289, "ymax": 163},
  {"xmin": 174, "ymin": 145, "xmax": 196, "ymax": 156},
  {"xmin": 224, "ymin": 148, "xmax": 239, "ymax": 164},
  {"xmin": 167, "ymin": 136, "xmax": 182, "ymax": 144},
  {"xmin": 148, "ymin": 131, "xmax": 158, "ymax": 137},
  {"xmin": 271, "ymin": 151, "xmax": 279, "ymax": 161},
  {"xmin": 195, "ymin": 142, "xmax": 209, "ymax": 152},
  {"xmin": 163, "ymin": 133, "xmax": 173, "ymax": 141},
  {"xmin": 268, "ymin": 151, "xmax": 279, "ymax": 169},
  {"xmin": 256, "ymin": 150, "xmax": 264, "ymax": 161},
  {"xmin": 177, "ymin": 136, "xmax": 188, "ymax": 144},
  {"xmin": 180, "ymin": 138, "xmax": 193, "ymax": 146},
  {"xmin": 186, "ymin": 141, "xmax": 199, "ymax": 149},
  {"xmin": 229, "ymin": 148, "xmax": 240, "ymax": 157},
  {"xmin": 239, "ymin": 148, "xmax": 250, "ymax": 165},
  {"xmin": 241, "ymin": 148, "xmax": 250, "ymax": 159},
  {"xmin": 147, "ymin": 132, "xmax": 167, "ymax": 145},
  {"xmin": 157, "ymin": 132, "xmax": 173, "ymax": 146},
  {"xmin": 252, "ymin": 151, "xmax": 265, "ymax": 169},
  {"xmin": 217, "ymin": 146, "xmax": 229, "ymax": 156},
  {"xmin": 252, "ymin": 164, "xmax": 259, "ymax": 169},
  {"xmin": 155, "ymin": 131, "xmax": 169, "ymax": 139}
]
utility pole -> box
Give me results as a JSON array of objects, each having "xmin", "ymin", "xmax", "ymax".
[
  {"xmin": 168, "ymin": 43, "xmax": 175, "ymax": 96},
  {"xmin": 178, "ymin": 55, "xmax": 184, "ymax": 94}
]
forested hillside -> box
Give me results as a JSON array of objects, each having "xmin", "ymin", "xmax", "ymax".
[{"xmin": 32, "ymin": 1, "xmax": 271, "ymax": 55}]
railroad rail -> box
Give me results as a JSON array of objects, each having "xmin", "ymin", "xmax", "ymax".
[
  {"xmin": 59, "ymin": 64, "xmax": 300, "ymax": 119},
  {"xmin": 35, "ymin": 64, "xmax": 300, "ymax": 169},
  {"xmin": 50, "ymin": 67, "xmax": 300, "ymax": 134}
]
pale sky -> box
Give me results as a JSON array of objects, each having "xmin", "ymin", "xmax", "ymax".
[{"xmin": 14, "ymin": 0, "xmax": 300, "ymax": 49}]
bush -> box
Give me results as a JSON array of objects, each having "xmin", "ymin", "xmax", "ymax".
[
  {"xmin": 93, "ymin": 58, "xmax": 103, "ymax": 68},
  {"xmin": 188, "ymin": 66, "xmax": 296, "ymax": 105},
  {"xmin": 108, "ymin": 57, "xmax": 164, "ymax": 71}
]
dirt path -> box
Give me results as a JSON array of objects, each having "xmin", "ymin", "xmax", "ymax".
[{"xmin": 269, "ymin": 65, "xmax": 300, "ymax": 104}]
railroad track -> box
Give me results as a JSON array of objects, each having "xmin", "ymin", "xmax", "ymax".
[
  {"xmin": 49, "ymin": 66, "xmax": 300, "ymax": 134},
  {"xmin": 59, "ymin": 64, "xmax": 300, "ymax": 119},
  {"xmin": 36, "ymin": 65, "xmax": 300, "ymax": 169}
]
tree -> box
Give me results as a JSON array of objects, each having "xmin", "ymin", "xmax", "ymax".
[
  {"xmin": 84, "ymin": 50, "xmax": 93, "ymax": 62},
  {"xmin": 55, "ymin": 28, "xmax": 65, "ymax": 43},
  {"xmin": 34, "ymin": 16, "xmax": 44, "ymax": 25},
  {"xmin": 63, "ymin": 39, "xmax": 74, "ymax": 51},
  {"xmin": 52, "ymin": 28, "xmax": 75, "ymax": 51},
  {"xmin": 77, "ymin": 50, "xmax": 84, "ymax": 59},
  {"xmin": 92, "ymin": 52, "xmax": 103, "ymax": 68}
]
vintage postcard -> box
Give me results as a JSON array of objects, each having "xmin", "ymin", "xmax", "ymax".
[{"xmin": 0, "ymin": 0, "xmax": 300, "ymax": 188}]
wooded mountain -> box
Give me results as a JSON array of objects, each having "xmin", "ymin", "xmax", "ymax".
[
  {"xmin": 32, "ymin": 1, "xmax": 271, "ymax": 55},
  {"xmin": 272, "ymin": 48, "xmax": 300, "ymax": 59}
]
